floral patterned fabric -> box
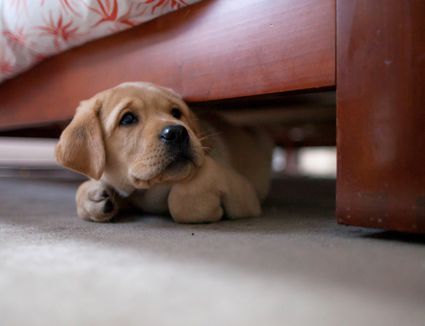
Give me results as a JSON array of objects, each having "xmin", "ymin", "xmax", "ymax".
[{"xmin": 0, "ymin": 0, "xmax": 201, "ymax": 83}]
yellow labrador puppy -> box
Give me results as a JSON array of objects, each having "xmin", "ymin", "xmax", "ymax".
[{"xmin": 56, "ymin": 82, "xmax": 273, "ymax": 223}]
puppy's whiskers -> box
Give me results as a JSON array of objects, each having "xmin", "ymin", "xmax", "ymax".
[
  {"xmin": 198, "ymin": 131, "xmax": 221, "ymax": 142},
  {"xmin": 201, "ymin": 146, "xmax": 212, "ymax": 152}
]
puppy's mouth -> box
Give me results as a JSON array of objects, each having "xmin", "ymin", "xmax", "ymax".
[
  {"xmin": 129, "ymin": 148, "xmax": 199, "ymax": 189},
  {"xmin": 165, "ymin": 152, "xmax": 194, "ymax": 171}
]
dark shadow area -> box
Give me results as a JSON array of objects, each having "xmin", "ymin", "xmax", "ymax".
[
  {"xmin": 363, "ymin": 231, "xmax": 425, "ymax": 244},
  {"xmin": 265, "ymin": 176, "xmax": 336, "ymax": 210}
]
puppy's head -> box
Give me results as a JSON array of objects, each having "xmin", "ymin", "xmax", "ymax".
[{"xmin": 56, "ymin": 82, "xmax": 205, "ymax": 193}]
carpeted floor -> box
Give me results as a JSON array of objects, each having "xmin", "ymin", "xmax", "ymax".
[{"xmin": 0, "ymin": 176, "xmax": 424, "ymax": 325}]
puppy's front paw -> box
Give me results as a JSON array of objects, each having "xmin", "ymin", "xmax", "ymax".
[
  {"xmin": 76, "ymin": 181, "xmax": 119, "ymax": 222},
  {"xmin": 168, "ymin": 170, "xmax": 224, "ymax": 224}
]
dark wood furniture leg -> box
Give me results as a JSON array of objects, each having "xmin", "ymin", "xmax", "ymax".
[{"xmin": 336, "ymin": 0, "xmax": 425, "ymax": 233}]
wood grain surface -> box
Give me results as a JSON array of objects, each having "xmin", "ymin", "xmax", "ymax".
[
  {"xmin": 336, "ymin": 0, "xmax": 425, "ymax": 233},
  {"xmin": 0, "ymin": 0, "xmax": 335, "ymax": 130}
]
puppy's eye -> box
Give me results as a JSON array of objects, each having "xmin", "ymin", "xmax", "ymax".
[
  {"xmin": 171, "ymin": 107, "xmax": 182, "ymax": 119},
  {"xmin": 120, "ymin": 112, "xmax": 138, "ymax": 126}
]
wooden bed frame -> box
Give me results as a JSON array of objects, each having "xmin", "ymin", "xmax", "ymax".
[{"xmin": 0, "ymin": 0, "xmax": 424, "ymax": 233}]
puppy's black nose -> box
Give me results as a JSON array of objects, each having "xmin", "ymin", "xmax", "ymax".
[{"xmin": 160, "ymin": 125, "xmax": 189, "ymax": 145}]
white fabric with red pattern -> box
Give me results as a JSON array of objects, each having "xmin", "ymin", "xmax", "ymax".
[{"xmin": 0, "ymin": 0, "xmax": 201, "ymax": 84}]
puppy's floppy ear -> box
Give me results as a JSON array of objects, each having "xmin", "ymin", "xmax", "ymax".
[{"xmin": 55, "ymin": 98, "xmax": 105, "ymax": 180}]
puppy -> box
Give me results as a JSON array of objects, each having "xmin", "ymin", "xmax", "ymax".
[{"xmin": 55, "ymin": 82, "xmax": 273, "ymax": 223}]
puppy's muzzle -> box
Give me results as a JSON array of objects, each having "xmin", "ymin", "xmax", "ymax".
[{"xmin": 160, "ymin": 124, "xmax": 193, "ymax": 163}]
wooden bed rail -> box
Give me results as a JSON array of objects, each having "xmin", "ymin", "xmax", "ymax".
[{"xmin": 0, "ymin": 0, "xmax": 335, "ymax": 131}]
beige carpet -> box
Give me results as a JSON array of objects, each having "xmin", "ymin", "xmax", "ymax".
[{"xmin": 0, "ymin": 176, "xmax": 424, "ymax": 326}]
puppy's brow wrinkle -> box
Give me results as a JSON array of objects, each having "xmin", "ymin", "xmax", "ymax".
[{"xmin": 105, "ymin": 99, "xmax": 135, "ymax": 132}]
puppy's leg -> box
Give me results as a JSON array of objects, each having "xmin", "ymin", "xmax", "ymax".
[
  {"xmin": 168, "ymin": 156, "xmax": 261, "ymax": 223},
  {"xmin": 168, "ymin": 185, "xmax": 223, "ymax": 224},
  {"xmin": 76, "ymin": 180, "xmax": 122, "ymax": 222},
  {"xmin": 220, "ymin": 167, "xmax": 262, "ymax": 220}
]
